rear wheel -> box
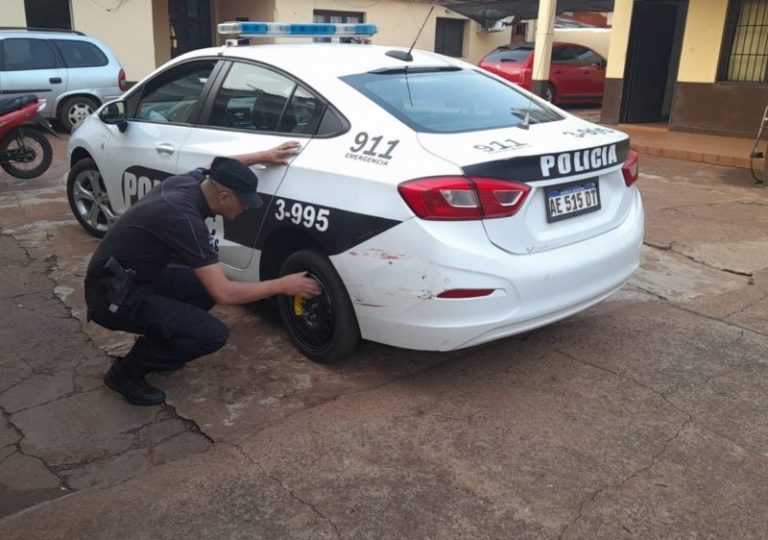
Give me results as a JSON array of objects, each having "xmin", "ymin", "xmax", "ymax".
[
  {"xmin": 0, "ymin": 127, "xmax": 52, "ymax": 179},
  {"xmin": 277, "ymin": 249, "xmax": 360, "ymax": 363},
  {"xmin": 67, "ymin": 158, "xmax": 116, "ymax": 237},
  {"xmin": 59, "ymin": 96, "xmax": 99, "ymax": 132}
]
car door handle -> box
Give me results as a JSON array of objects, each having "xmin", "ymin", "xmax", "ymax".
[
  {"xmin": 155, "ymin": 143, "xmax": 175, "ymax": 155},
  {"xmin": 49, "ymin": 77, "xmax": 62, "ymax": 84},
  {"xmin": 252, "ymin": 164, "xmax": 267, "ymax": 170},
  {"xmin": 554, "ymin": 70, "xmax": 562, "ymax": 74}
]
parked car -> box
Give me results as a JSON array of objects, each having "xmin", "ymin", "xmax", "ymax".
[
  {"xmin": 67, "ymin": 22, "xmax": 642, "ymax": 363},
  {"xmin": 0, "ymin": 27, "xmax": 126, "ymax": 131},
  {"xmin": 478, "ymin": 42, "xmax": 607, "ymax": 105}
]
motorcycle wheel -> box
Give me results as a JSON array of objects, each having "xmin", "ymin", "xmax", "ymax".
[
  {"xmin": 277, "ymin": 249, "xmax": 360, "ymax": 363},
  {"xmin": 0, "ymin": 127, "xmax": 53, "ymax": 179}
]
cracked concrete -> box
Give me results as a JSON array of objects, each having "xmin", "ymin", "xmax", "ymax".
[{"xmin": 2, "ymin": 136, "xmax": 768, "ymax": 537}]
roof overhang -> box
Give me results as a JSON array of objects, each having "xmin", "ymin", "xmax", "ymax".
[{"xmin": 439, "ymin": 0, "xmax": 614, "ymax": 25}]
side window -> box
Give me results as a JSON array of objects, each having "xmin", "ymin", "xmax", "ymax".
[
  {"xmin": 281, "ymin": 86, "xmax": 325, "ymax": 135},
  {"xmin": 207, "ymin": 62, "xmax": 321, "ymax": 134},
  {"xmin": 551, "ymin": 46, "xmax": 578, "ymax": 65},
  {"xmin": 574, "ymin": 47, "xmax": 602, "ymax": 66},
  {"xmin": 134, "ymin": 61, "xmax": 215, "ymax": 124},
  {"xmin": 2, "ymin": 38, "xmax": 57, "ymax": 71},
  {"xmin": 53, "ymin": 40, "xmax": 108, "ymax": 68}
]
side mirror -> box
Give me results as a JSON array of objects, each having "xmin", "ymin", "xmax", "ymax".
[{"xmin": 99, "ymin": 100, "xmax": 128, "ymax": 132}]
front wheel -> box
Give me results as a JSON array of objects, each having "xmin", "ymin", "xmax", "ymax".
[
  {"xmin": 0, "ymin": 127, "xmax": 52, "ymax": 179},
  {"xmin": 277, "ymin": 249, "xmax": 360, "ymax": 363},
  {"xmin": 67, "ymin": 158, "xmax": 116, "ymax": 237}
]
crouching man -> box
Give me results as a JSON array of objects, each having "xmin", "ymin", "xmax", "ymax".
[{"xmin": 84, "ymin": 142, "xmax": 320, "ymax": 406}]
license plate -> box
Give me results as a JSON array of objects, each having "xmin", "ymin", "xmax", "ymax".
[{"xmin": 545, "ymin": 179, "xmax": 601, "ymax": 222}]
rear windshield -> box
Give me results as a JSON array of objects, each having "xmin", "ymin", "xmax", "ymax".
[{"xmin": 341, "ymin": 67, "xmax": 561, "ymax": 133}]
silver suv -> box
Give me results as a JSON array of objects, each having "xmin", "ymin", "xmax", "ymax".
[{"xmin": 0, "ymin": 27, "xmax": 125, "ymax": 131}]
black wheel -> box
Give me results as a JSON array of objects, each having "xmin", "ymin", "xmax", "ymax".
[
  {"xmin": 0, "ymin": 127, "xmax": 52, "ymax": 179},
  {"xmin": 277, "ymin": 249, "xmax": 360, "ymax": 363},
  {"xmin": 67, "ymin": 158, "xmax": 116, "ymax": 238},
  {"xmin": 543, "ymin": 82, "xmax": 556, "ymax": 103},
  {"xmin": 59, "ymin": 96, "xmax": 99, "ymax": 132}
]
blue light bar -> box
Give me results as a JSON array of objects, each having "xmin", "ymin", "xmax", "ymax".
[{"xmin": 217, "ymin": 21, "xmax": 378, "ymax": 38}]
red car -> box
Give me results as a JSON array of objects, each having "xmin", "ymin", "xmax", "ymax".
[{"xmin": 478, "ymin": 42, "xmax": 606, "ymax": 105}]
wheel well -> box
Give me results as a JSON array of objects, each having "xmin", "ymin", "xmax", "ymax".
[
  {"xmin": 57, "ymin": 94, "xmax": 101, "ymax": 116},
  {"xmin": 259, "ymin": 228, "xmax": 324, "ymax": 281},
  {"xmin": 70, "ymin": 147, "xmax": 93, "ymax": 168}
]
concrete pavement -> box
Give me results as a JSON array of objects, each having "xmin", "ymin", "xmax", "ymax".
[{"xmin": 1, "ymin": 133, "xmax": 768, "ymax": 538}]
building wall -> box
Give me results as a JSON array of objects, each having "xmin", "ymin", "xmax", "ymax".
[
  {"xmin": 4, "ymin": 0, "xmax": 27, "ymax": 26},
  {"xmin": 270, "ymin": 0, "xmax": 511, "ymax": 63},
  {"xmin": 214, "ymin": 0, "xmax": 276, "ymax": 45},
  {"xmin": 605, "ymin": 0, "xmax": 633, "ymax": 79},
  {"xmin": 153, "ymin": 0, "xmax": 171, "ymax": 69},
  {"xmin": 602, "ymin": 0, "xmax": 768, "ymax": 137},
  {"xmin": 677, "ymin": 0, "xmax": 728, "ymax": 82},
  {"xmin": 70, "ymin": 0, "xmax": 157, "ymax": 81}
]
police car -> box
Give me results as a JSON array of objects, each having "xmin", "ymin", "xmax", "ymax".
[{"xmin": 67, "ymin": 22, "xmax": 643, "ymax": 363}]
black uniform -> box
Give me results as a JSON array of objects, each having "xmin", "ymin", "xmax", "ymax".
[{"xmin": 85, "ymin": 170, "xmax": 229, "ymax": 372}]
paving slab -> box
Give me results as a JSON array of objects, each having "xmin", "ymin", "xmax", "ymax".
[{"xmin": 0, "ymin": 452, "xmax": 63, "ymax": 517}]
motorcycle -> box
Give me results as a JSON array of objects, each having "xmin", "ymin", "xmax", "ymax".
[{"xmin": 0, "ymin": 95, "xmax": 57, "ymax": 179}]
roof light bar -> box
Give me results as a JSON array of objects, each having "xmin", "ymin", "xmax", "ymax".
[{"xmin": 217, "ymin": 21, "xmax": 378, "ymax": 38}]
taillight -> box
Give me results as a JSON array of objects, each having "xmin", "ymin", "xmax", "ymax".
[
  {"xmin": 398, "ymin": 176, "xmax": 530, "ymax": 220},
  {"xmin": 622, "ymin": 149, "xmax": 639, "ymax": 187},
  {"xmin": 521, "ymin": 67, "xmax": 532, "ymax": 86},
  {"xmin": 118, "ymin": 68, "xmax": 127, "ymax": 92}
]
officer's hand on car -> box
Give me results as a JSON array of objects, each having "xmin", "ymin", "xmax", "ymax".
[
  {"xmin": 279, "ymin": 271, "xmax": 321, "ymax": 298},
  {"xmin": 262, "ymin": 141, "xmax": 302, "ymax": 165}
]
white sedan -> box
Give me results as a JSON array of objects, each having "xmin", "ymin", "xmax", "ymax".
[{"xmin": 66, "ymin": 22, "xmax": 643, "ymax": 363}]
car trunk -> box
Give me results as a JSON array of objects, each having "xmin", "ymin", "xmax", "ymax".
[{"xmin": 416, "ymin": 121, "xmax": 634, "ymax": 255}]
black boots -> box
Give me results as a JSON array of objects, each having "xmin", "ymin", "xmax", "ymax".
[{"xmin": 104, "ymin": 358, "xmax": 166, "ymax": 406}]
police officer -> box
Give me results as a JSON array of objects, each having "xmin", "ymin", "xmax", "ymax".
[{"xmin": 84, "ymin": 141, "xmax": 320, "ymax": 406}]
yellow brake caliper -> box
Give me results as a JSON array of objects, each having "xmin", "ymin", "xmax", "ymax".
[{"xmin": 293, "ymin": 295, "xmax": 304, "ymax": 316}]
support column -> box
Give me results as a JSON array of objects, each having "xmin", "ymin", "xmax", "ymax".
[{"xmin": 530, "ymin": 0, "xmax": 557, "ymax": 99}]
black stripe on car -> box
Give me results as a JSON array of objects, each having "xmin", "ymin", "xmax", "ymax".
[
  {"xmin": 120, "ymin": 166, "xmax": 401, "ymax": 255},
  {"xmin": 463, "ymin": 138, "xmax": 630, "ymax": 182},
  {"xmin": 225, "ymin": 195, "xmax": 401, "ymax": 256}
]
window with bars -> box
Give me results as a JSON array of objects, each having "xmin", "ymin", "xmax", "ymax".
[
  {"xmin": 719, "ymin": 0, "xmax": 768, "ymax": 82},
  {"xmin": 313, "ymin": 10, "xmax": 365, "ymax": 43}
]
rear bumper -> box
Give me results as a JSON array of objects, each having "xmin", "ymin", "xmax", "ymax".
[{"xmin": 332, "ymin": 189, "xmax": 644, "ymax": 351}]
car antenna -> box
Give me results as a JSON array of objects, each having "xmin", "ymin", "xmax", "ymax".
[{"xmin": 386, "ymin": 5, "xmax": 435, "ymax": 61}]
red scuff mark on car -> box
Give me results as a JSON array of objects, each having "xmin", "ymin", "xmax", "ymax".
[{"xmin": 365, "ymin": 248, "xmax": 404, "ymax": 260}]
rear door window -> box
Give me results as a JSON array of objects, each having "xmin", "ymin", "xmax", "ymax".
[
  {"xmin": 52, "ymin": 40, "xmax": 108, "ymax": 68},
  {"xmin": 2, "ymin": 38, "xmax": 57, "ymax": 71},
  {"xmin": 205, "ymin": 61, "xmax": 327, "ymax": 135},
  {"xmin": 342, "ymin": 68, "xmax": 561, "ymax": 133}
]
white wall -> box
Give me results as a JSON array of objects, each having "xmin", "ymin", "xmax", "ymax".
[
  {"xmin": 1, "ymin": 0, "xmax": 27, "ymax": 26},
  {"xmin": 70, "ymin": 0, "xmax": 156, "ymax": 81}
]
